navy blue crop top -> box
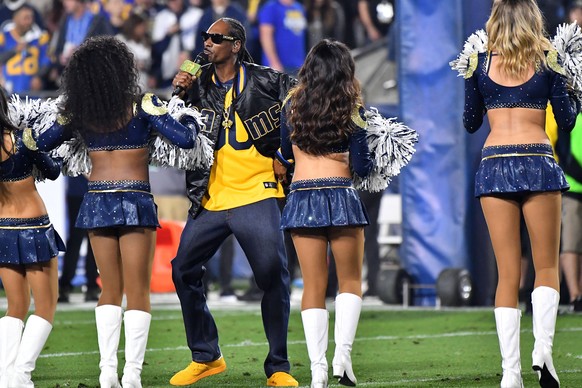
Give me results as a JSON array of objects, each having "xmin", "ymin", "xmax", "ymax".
[
  {"xmin": 278, "ymin": 105, "xmax": 373, "ymax": 178},
  {"xmin": 463, "ymin": 51, "xmax": 579, "ymax": 133},
  {"xmin": 34, "ymin": 94, "xmax": 197, "ymax": 153},
  {"xmin": 0, "ymin": 129, "xmax": 61, "ymax": 182}
]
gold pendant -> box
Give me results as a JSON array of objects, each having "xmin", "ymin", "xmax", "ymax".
[{"xmin": 222, "ymin": 119, "xmax": 233, "ymax": 129}]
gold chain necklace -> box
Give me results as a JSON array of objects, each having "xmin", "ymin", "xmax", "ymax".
[{"xmin": 222, "ymin": 106, "xmax": 233, "ymax": 129}]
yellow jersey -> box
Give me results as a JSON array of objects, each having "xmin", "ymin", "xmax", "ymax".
[{"xmin": 202, "ymin": 72, "xmax": 284, "ymax": 210}]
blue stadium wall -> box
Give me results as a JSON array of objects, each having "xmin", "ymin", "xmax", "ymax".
[{"xmin": 397, "ymin": 0, "xmax": 494, "ymax": 305}]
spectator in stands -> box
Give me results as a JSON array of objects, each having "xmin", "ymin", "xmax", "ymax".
[
  {"xmin": 117, "ymin": 12, "xmax": 153, "ymax": 89},
  {"xmin": 238, "ymin": 0, "xmax": 266, "ymax": 63},
  {"xmin": 132, "ymin": 0, "xmax": 162, "ymax": 25},
  {"xmin": 0, "ymin": 4, "xmax": 51, "ymax": 94},
  {"xmin": 27, "ymin": 0, "xmax": 52, "ymax": 18},
  {"xmin": 304, "ymin": 0, "xmax": 345, "ymax": 49},
  {"xmin": 258, "ymin": 0, "xmax": 306, "ymax": 74},
  {"xmin": 151, "ymin": 0, "xmax": 203, "ymax": 88},
  {"xmin": 51, "ymin": 0, "xmax": 113, "ymax": 79},
  {"xmin": 104, "ymin": 0, "xmax": 130, "ymax": 34},
  {"xmin": 192, "ymin": 0, "xmax": 248, "ymax": 57},
  {"xmin": 43, "ymin": 0, "xmax": 64, "ymax": 35},
  {"xmin": 357, "ymin": 0, "xmax": 393, "ymax": 45},
  {"xmin": 333, "ymin": 0, "xmax": 357, "ymax": 48},
  {"xmin": 0, "ymin": 0, "xmax": 45, "ymax": 30}
]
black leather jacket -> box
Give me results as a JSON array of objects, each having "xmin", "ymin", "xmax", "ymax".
[{"xmin": 184, "ymin": 62, "xmax": 296, "ymax": 218}]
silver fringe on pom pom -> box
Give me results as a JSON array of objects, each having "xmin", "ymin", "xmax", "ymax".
[
  {"xmin": 8, "ymin": 95, "xmax": 45, "ymax": 130},
  {"xmin": 352, "ymin": 108, "xmax": 419, "ymax": 192},
  {"xmin": 552, "ymin": 22, "xmax": 582, "ymax": 102},
  {"xmin": 51, "ymin": 136, "xmax": 92, "ymax": 176},
  {"xmin": 8, "ymin": 95, "xmax": 64, "ymax": 181},
  {"xmin": 24, "ymin": 96, "xmax": 91, "ymax": 177},
  {"xmin": 148, "ymin": 96, "xmax": 214, "ymax": 170},
  {"xmin": 449, "ymin": 29, "xmax": 488, "ymax": 78}
]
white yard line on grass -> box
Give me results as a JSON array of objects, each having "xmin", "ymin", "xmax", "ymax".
[{"xmin": 39, "ymin": 328, "xmax": 582, "ymax": 359}]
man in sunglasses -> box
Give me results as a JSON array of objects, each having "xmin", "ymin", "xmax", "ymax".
[{"xmin": 170, "ymin": 17, "xmax": 299, "ymax": 387}]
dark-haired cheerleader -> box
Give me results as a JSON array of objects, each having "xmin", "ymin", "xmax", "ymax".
[
  {"xmin": 29, "ymin": 35, "xmax": 204, "ymax": 388},
  {"xmin": 0, "ymin": 88, "xmax": 64, "ymax": 388},
  {"xmin": 279, "ymin": 39, "xmax": 416, "ymax": 388}
]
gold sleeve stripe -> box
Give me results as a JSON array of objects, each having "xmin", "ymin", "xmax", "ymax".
[
  {"xmin": 465, "ymin": 52, "xmax": 479, "ymax": 79},
  {"xmin": 351, "ymin": 106, "xmax": 366, "ymax": 129},
  {"xmin": 282, "ymin": 88, "xmax": 296, "ymax": 107},
  {"xmin": 141, "ymin": 93, "xmax": 167, "ymax": 116},
  {"xmin": 23, "ymin": 127, "xmax": 38, "ymax": 151},
  {"xmin": 547, "ymin": 50, "xmax": 566, "ymax": 76},
  {"xmin": 57, "ymin": 114, "xmax": 71, "ymax": 125}
]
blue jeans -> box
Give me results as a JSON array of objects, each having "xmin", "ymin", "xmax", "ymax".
[{"xmin": 171, "ymin": 198, "xmax": 291, "ymax": 377}]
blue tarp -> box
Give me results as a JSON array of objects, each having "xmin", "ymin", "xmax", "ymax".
[{"xmin": 398, "ymin": 0, "xmax": 493, "ymax": 305}]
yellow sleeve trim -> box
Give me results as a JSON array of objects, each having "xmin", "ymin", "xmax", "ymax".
[
  {"xmin": 22, "ymin": 127, "xmax": 38, "ymax": 151},
  {"xmin": 141, "ymin": 93, "xmax": 168, "ymax": 116},
  {"xmin": 465, "ymin": 53, "xmax": 479, "ymax": 79},
  {"xmin": 351, "ymin": 106, "xmax": 367, "ymax": 129},
  {"xmin": 282, "ymin": 88, "xmax": 296, "ymax": 108},
  {"xmin": 56, "ymin": 114, "xmax": 71, "ymax": 125},
  {"xmin": 547, "ymin": 50, "xmax": 566, "ymax": 76}
]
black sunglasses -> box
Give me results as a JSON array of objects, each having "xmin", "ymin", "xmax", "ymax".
[{"xmin": 201, "ymin": 31, "xmax": 237, "ymax": 44}]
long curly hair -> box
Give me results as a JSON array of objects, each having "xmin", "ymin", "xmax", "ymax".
[
  {"xmin": 288, "ymin": 39, "xmax": 362, "ymax": 155},
  {"xmin": 486, "ymin": 0, "xmax": 552, "ymax": 79},
  {"xmin": 60, "ymin": 36, "xmax": 141, "ymax": 133}
]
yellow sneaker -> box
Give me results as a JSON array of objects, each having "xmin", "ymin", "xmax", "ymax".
[
  {"xmin": 266, "ymin": 371, "xmax": 299, "ymax": 387},
  {"xmin": 169, "ymin": 357, "xmax": 227, "ymax": 386}
]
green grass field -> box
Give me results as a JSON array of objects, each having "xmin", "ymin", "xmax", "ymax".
[{"xmin": 6, "ymin": 307, "xmax": 582, "ymax": 387}]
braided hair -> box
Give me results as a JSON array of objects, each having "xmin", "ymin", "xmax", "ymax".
[{"xmin": 220, "ymin": 17, "xmax": 254, "ymax": 64}]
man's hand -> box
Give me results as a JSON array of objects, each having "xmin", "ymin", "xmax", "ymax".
[
  {"xmin": 172, "ymin": 71, "xmax": 195, "ymax": 98},
  {"xmin": 273, "ymin": 158, "xmax": 287, "ymax": 184}
]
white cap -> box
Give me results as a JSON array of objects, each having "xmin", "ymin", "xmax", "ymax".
[{"xmin": 6, "ymin": 0, "xmax": 27, "ymax": 11}]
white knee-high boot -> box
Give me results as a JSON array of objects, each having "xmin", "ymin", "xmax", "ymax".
[
  {"xmin": 96, "ymin": 305, "xmax": 123, "ymax": 388},
  {"xmin": 8, "ymin": 315, "xmax": 52, "ymax": 388},
  {"xmin": 332, "ymin": 293, "xmax": 361, "ymax": 387},
  {"xmin": 531, "ymin": 287, "xmax": 560, "ymax": 388},
  {"xmin": 301, "ymin": 309, "xmax": 329, "ymax": 388},
  {"xmin": 494, "ymin": 308, "xmax": 523, "ymax": 388},
  {"xmin": 0, "ymin": 316, "xmax": 24, "ymax": 388},
  {"xmin": 121, "ymin": 310, "xmax": 151, "ymax": 388}
]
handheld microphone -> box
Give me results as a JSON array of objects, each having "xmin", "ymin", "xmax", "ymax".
[{"xmin": 172, "ymin": 53, "xmax": 208, "ymax": 96}]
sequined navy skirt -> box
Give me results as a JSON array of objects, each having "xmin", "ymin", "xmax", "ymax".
[
  {"xmin": 281, "ymin": 177, "xmax": 369, "ymax": 230},
  {"xmin": 76, "ymin": 180, "xmax": 160, "ymax": 229},
  {"xmin": 0, "ymin": 215, "xmax": 66, "ymax": 265},
  {"xmin": 475, "ymin": 144, "xmax": 569, "ymax": 198}
]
